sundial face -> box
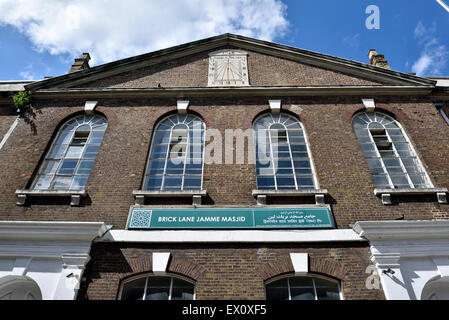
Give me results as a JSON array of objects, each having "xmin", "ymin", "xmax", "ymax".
[{"xmin": 208, "ymin": 50, "xmax": 249, "ymax": 86}]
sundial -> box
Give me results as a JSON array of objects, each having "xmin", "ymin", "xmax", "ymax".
[{"xmin": 208, "ymin": 50, "xmax": 249, "ymax": 86}]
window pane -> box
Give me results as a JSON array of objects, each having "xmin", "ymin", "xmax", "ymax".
[
  {"xmin": 145, "ymin": 277, "xmax": 171, "ymax": 300},
  {"xmin": 51, "ymin": 176, "xmax": 73, "ymax": 190},
  {"xmin": 76, "ymin": 160, "xmax": 94, "ymax": 175},
  {"xmin": 266, "ymin": 279, "xmax": 289, "ymax": 300},
  {"xmin": 409, "ymin": 174, "xmax": 428, "ymax": 188},
  {"xmin": 290, "ymin": 144, "xmax": 307, "ymax": 152},
  {"xmin": 147, "ymin": 159, "xmax": 165, "ymax": 175},
  {"xmin": 152, "ymin": 130, "xmax": 171, "ymax": 144},
  {"xmin": 257, "ymin": 176, "xmax": 275, "ymax": 189},
  {"xmin": 163, "ymin": 176, "xmax": 183, "ymax": 190},
  {"xmin": 166, "ymin": 160, "xmax": 185, "ymax": 175},
  {"xmin": 34, "ymin": 175, "xmax": 52, "ymax": 190},
  {"xmin": 58, "ymin": 160, "xmax": 78, "ymax": 174},
  {"xmin": 121, "ymin": 278, "xmax": 146, "ymax": 300},
  {"xmin": 295, "ymin": 168, "xmax": 313, "ymax": 175},
  {"xmin": 71, "ymin": 176, "xmax": 88, "ymax": 190},
  {"xmin": 314, "ymin": 278, "xmax": 340, "ymax": 300},
  {"xmin": 66, "ymin": 146, "xmax": 84, "ymax": 158},
  {"xmin": 276, "ymin": 176, "xmax": 295, "ymax": 188},
  {"xmin": 296, "ymin": 177, "xmax": 315, "ymax": 188},
  {"xmin": 55, "ymin": 131, "xmax": 72, "ymax": 145},
  {"xmin": 87, "ymin": 131, "xmax": 105, "ymax": 144},
  {"xmin": 171, "ymin": 279, "xmax": 194, "ymax": 300},
  {"xmin": 40, "ymin": 160, "xmax": 60, "ymax": 174},
  {"xmin": 151, "ymin": 144, "xmax": 168, "ymax": 159},
  {"xmin": 390, "ymin": 174, "xmax": 410, "ymax": 188},
  {"xmin": 289, "ymin": 277, "xmax": 315, "ymax": 300},
  {"xmin": 373, "ymin": 175, "xmax": 391, "ymax": 188},
  {"xmin": 146, "ymin": 176, "xmax": 162, "ymax": 190},
  {"xmin": 183, "ymin": 176, "xmax": 201, "ymax": 190},
  {"xmin": 49, "ymin": 144, "xmax": 67, "ymax": 159},
  {"xmin": 83, "ymin": 145, "xmax": 99, "ymax": 159},
  {"xmin": 185, "ymin": 163, "xmax": 202, "ymax": 175}
]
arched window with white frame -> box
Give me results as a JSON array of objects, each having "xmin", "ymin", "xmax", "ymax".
[
  {"xmin": 143, "ymin": 114, "xmax": 205, "ymax": 191},
  {"xmin": 118, "ymin": 274, "xmax": 195, "ymax": 300},
  {"xmin": 31, "ymin": 114, "xmax": 107, "ymax": 191},
  {"xmin": 253, "ymin": 113, "xmax": 318, "ymax": 190},
  {"xmin": 265, "ymin": 275, "xmax": 342, "ymax": 300},
  {"xmin": 352, "ymin": 111, "xmax": 433, "ymax": 189}
]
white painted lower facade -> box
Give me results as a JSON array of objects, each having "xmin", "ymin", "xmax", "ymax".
[
  {"xmin": 0, "ymin": 221, "xmax": 108, "ymax": 300},
  {"xmin": 2, "ymin": 220, "xmax": 449, "ymax": 300},
  {"xmin": 353, "ymin": 220, "xmax": 449, "ymax": 300}
]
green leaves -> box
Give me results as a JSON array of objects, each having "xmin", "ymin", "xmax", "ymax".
[{"xmin": 13, "ymin": 90, "xmax": 32, "ymax": 111}]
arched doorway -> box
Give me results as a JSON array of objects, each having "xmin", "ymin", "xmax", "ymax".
[{"xmin": 0, "ymin": 275, "xmax": 42, "ymax": 300}]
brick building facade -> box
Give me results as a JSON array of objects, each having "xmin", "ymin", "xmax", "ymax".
[{"xmin": 0, "ymin": 34, "xmax": 448, "ymax": 300}]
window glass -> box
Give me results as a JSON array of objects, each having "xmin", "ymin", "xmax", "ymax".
[
  {"xmin": 121, "ymin": 277, "xmax": 146, "ymax": 300},
  {"xmin": 265, "ymin": 278, "xmax": 289, "ymax": 300},
  {"xmin": 253, "ymin": 113, "xmax": 317, "ymax": 190},
  {"xmin": 144, "ymin": 114, "xmax": 205, "ymax": 191},
  {"xmin": 31, "ymin": 114, "xmax": 107, "ymax": 191},
  {"xmin": 353, "ymin": 112, "xmax": 432, "ymax": 189},
  {"xmin": 145, "ymin": 277, "xmax": 171, "ymax": 300},
  {"xmin": 266, "ymin": 276, "xmax": 341, "ymax": 300},
  {"xmin": 120, "ymin": 276, "xmax": 194, "ymax": 301}
]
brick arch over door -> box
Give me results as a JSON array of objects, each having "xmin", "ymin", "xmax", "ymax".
[{"xmin": 257, "ymin": 255, "xmax": 345, "ymax": 281}]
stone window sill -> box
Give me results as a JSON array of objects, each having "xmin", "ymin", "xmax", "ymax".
[
  {"xmin": 15, "ymin": 189, "xmax": 87, "ymax": 206},
  {"xmin": 132, "ymin": 190, "xmax": 208, "ymax": 206},
  {"xmin": 374, "ymin": 187, "xmax": 448, "ymax": 205},
  {"xmin": 252, "ymin": 189, "xmax": 329, "ymax": 205}
]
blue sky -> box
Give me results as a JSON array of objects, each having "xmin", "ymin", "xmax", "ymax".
[{"xmin": 0, "ymin": 0, "xmax": 448, "ymax": 81}]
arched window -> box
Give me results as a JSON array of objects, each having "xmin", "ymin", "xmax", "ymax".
[
  {"xmin": 253, "ymin": 113, "xmax": 317, "ymax": 190},
  {"xmin": 119, "ymin": 275, "xmax": 195, "ymax": 300},
  {"xmin": 265, "ymin": 275, "xmax": 341, "ymax": 300},
  {"xmin": 421, "ymin": 276, "xmax": 449, "ymax": 300},
  {"xmin": 31, "ymin": 114, "xmax": 107, "ymax": 191},
  {"xmin": 353, "ymin": 111, "xmax": 432, "ymax": 189},
  {"xmin": 143, "ymin": 114, "xmax": 205, "ymax": 191},
  {"xmin": 0, "ymin": 276, "xmax": 42, "ymax": 300}
]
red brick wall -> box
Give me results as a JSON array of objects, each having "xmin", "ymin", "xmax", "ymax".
[
  {"xmin": 75, "ymin": 47, "xmax": 382, "ymax": 88},
  {"xmin": 0, "ymin": 96, "xmax": 448, "ymax": 226},
  {"xmin": 0, "ymin": 106, "xmax": 18, "ymax": 145},
  {"xmin": 78, "ymin": 242, "xmax": 385, "ymax": 300}
]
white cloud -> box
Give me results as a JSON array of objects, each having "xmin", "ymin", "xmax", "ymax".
[
  {"xmin": 19, "ymin": 71, "xmax": 35, "ymax": 80},
  {"xmin": 0, "ymin": 0, "xmax": 289, "ymax": 66},
  {"xmin": 411, "ymin": 21, "xmax": 448, "ymax": 76},
  {"xmin": 342, "ymin": 33, "xmax": 360, "ymax": 48}
]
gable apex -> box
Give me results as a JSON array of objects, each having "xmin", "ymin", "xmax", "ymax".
[{"xmin": 25, "ymin": 33, "xmax": 436, "ymax": 91}]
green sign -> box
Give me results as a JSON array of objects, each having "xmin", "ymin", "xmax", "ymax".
[{"xmin": 127, "ymin": 207, "xmax": 334, "ymax": 229}]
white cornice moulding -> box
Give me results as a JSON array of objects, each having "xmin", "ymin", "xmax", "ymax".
[
  {"xmin": 353, "ymin": 220, "xmax": 449, "ymax": 241},
  {"xmin": 0, "ymin": 221, "xmax": 109, "ymax": 242},
  {"xmin": 98, "ymin": 229, "xmax": 363, "ymax": 243}
]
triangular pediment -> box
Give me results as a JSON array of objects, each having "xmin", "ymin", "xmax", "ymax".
[{"xmin": 26, "ymin": 34, "xmax": 436, "ymax": 91}]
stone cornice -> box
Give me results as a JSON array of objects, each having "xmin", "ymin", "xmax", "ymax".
[
  {"xmin": 30, "ymin": 86, "xmax": 434, "ymax": 100},
  {"xmin": 0, "ymin": 221, "xmax": 109, "ymax": 242},
  {"xmin": 353, "ymin": 220, "xmax": 449, "ymax": 241},
  {"xmin": 98, "ymin": 229, "xmax": 364, "ymax": 243}
]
